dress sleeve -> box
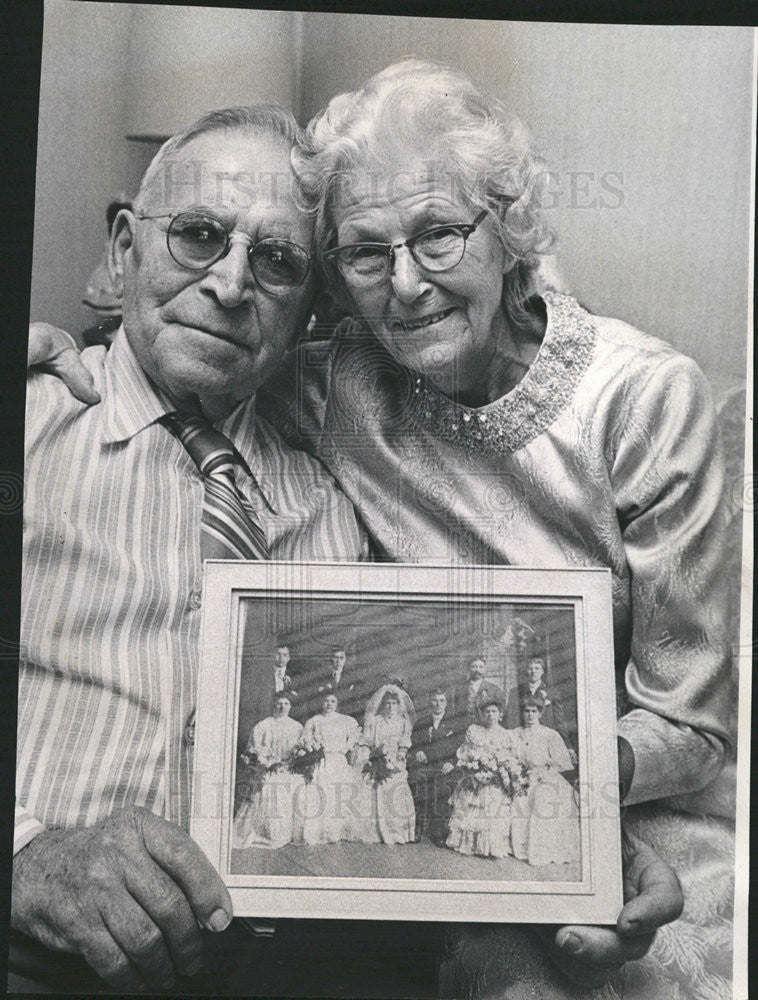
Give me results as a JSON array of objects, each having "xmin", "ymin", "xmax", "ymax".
[
  {"xmin": 610, "ymin": 353, "xmax": 733, "ymax": 804},
  {"xmin": 456, "ymin": 725, "xmax": 477, "ymax": 760},
  {"xmin": 303, "ymin": 717, "xmax": 317, "ymax": 742},
  {"xmin": 399, "ymin": 718, "xmax": 412, "ymax": 750},
  {"xmin": 545, "ymin": 728, "xmax": 573, "ymax": 772},
  {"xmin": 251, "ymin": 720, "xmax": 269, "ymax": 754},
  {"xmin": 257, "ymin": 341, "xmax": 332, "ymax": 452},
  {"xmin": 346, "ymin": 715, "xmax": 360, "ymax": 748}
]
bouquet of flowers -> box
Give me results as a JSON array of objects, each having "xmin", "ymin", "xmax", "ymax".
[
  {"xmin": 238, "ymin": 747, "xmax": 286, "ymax": 798},
  {"xmin": 287, "ymin": 736, "xmax": 325, "ymax": 783},
  {"xmin": 457, "ymin": 745, "xmax": 529, "ymax": 798},
  {"xmin": 496, "ymin": 751, "xmax": 529, "ymax": 799},
  {"xmin": 363, "ymin": 746, "xmax": 403, "ymax": 786}
]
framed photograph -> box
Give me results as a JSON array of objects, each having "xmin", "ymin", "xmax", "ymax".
[{"xmin": 192, "ymin": 560, "xmax": 622, "ymax": 924}]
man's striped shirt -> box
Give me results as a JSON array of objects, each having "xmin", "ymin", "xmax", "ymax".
[{"xmin": 17, "ymin": 330, "xmax": 366, "ymax": 849}]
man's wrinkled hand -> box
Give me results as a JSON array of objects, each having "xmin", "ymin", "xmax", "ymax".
[
  {"xmin": 537, "ymin": 832, "xmax": 683, "ymax": 988},
  {"xmin": 28, "ymin": 322, "xmax": 100, "ymax": 404},
  {"xmin": 12, "ymin": 806, "xmax": 233, "ymax": 991}
]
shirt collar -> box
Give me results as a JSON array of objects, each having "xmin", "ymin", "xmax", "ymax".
[
  {"xmin": 101, "ymin": 328, "xmax": 177, "ymax": 444},
  {"xmin": 100, "ymin": 329, "xmax": 275, "ymax": 506}
]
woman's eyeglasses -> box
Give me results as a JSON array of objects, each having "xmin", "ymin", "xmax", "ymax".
[
  {"xmin": 322, "ymin": 210, "xmax": 488, "ymax": 288},
  {"xmin": 136, "ymin": 210, "xmax": 312, "ymax": 295}
]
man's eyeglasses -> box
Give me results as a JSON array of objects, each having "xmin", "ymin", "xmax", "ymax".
[
  {"xmin": 135, "ymin": 210, "xmax": 312, "ymax": 295},
  {"xmin": 322, "ymin": 210, "xmax": 488, "ymax": 288}
]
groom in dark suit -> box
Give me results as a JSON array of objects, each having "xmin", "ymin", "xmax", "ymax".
[{"xmin": 409, "ymin": 689, "xmax": 465, "ymax": 844}]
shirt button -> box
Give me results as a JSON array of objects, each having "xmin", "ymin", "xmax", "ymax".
[{"xmin": 189, "ymin": 590, "xmax": 202, "ymax": 610}]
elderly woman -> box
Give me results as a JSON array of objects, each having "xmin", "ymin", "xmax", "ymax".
[
  {"xmin": 275, "ymin": 59, "xmax": 730, "ymax": 995},
  {"xmin": 31, "ymin": 64, "xmax": 732, "ymax": 994},
  {"xmin": 359, "ymin": 684, "xmax": 416, "ymax": 845},
  {"xmin": 508, "ymin": 699, "xmax": 580, "ymax": 868}
]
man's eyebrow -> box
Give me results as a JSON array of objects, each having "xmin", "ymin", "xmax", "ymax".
[{"xmin": 181, "ymin": 204, "xmax": 234, "ymax": 218}]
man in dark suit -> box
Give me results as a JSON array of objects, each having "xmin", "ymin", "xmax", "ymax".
[
  {"xmin": 271, "ymin": 643, "xmax": 298, "ymax": 696},
  {"xmin": 249, "ymin": 644, "xmax": 301, "ymax": 729},
  {"xmin": 296, "ymin": 646, "xmax": 368, "ymax": 723},
  {"xmin": 452, "ymin": 657, "xmax": 504, "ymax": 725},
  {"xmin": 409, "ymin": 689, "xmax": 466, "ymax": 844}
]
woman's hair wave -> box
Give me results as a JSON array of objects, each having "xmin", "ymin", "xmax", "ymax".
[{"xmin": 294, "ymin": 58, "xmax": 554, "ymax": 328}]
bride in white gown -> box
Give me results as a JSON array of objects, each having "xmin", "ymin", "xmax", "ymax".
[{"xmin": 359, "ymin": 684, "xmax": 416, "ymax": 845}]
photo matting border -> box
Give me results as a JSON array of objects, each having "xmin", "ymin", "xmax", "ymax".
[{"xmin": 192, "ymin": 560, "xmax": 622, "ymax": 924}]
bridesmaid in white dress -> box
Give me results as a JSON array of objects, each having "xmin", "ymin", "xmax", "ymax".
[
  {"xmin": 295, "ymin": 693, "xmax": 363, "ymax": 844},
  {"xmin": 446, "ymin": 699, "xmax": 515, "ymax": 859},
  {"xmin": 509, "ymin": 699, "xmax": 580, "ymax": 866},
  {"xmin": 360, "ymin": 686, "xmax": 416, "ymax": 845},
  {"xmin": 233, "ymin": 693, "xmax": 304, "ymax": 850}
]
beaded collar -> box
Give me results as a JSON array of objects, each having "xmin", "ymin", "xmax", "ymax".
[{"xmin": 411, "ymin": 291, "xmax": 598, "ymax": 456}]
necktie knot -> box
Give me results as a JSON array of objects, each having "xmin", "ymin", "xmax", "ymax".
[
  {"xmin": 162, "ymin": 412, "xmax": 238, "ymax": 479},
  {"xmin": 162, "ymin": 411, "xmax": 269, "ymax": 561}
]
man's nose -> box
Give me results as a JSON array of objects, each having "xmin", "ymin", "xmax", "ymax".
[
  {"xmin": 389, "ymin": 246, "xmax": 432, "ymax": 304},
  {"xmin": 204, "ymin": 238, "xmax": 254, "ymax": 307}
]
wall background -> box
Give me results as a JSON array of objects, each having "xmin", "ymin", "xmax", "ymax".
[{"xmin": 32, "ymin": 2, "xmax": 753, "ymax": 393}]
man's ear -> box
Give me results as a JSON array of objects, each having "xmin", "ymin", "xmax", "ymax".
[{"xmin": 108, "ymin": 209, "xmax": 136, "ymax": 300}]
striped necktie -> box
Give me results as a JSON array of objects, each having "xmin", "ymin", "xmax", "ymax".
[
  {"xmin": 163, "ymin": 414, "xmax": 278, "ymax": 937},
  {"xmin": 162, "ymin": 412, "xmax": 269, "ymax": 561}
]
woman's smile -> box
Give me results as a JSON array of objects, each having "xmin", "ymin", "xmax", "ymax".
[{"xmin": 392, "ymin": 307, "xmax": 457, "ymax": 331}]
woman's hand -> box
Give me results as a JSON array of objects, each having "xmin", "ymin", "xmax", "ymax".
[
  {"xmin": 28, "ymin": 322, "xmax": 100, "ymax": 405},
  {"xmin": 537, "ymin": 832, "xmax": 683, "ymax": 988}
]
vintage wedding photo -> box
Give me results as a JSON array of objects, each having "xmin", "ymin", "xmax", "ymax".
[
  {"xmin": 191, "ymin": 562, "xmax": 621, "ymax": 923},
  {"xmin": 11, "ymin": 2, "xmax": 753, "ymax": 998},
  {"xmin": 234, "ymin": 593, "xmax": 582, "ymax": 880}
]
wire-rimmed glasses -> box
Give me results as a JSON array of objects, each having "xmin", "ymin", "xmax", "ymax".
[
  {"xmin": 321, "ymin": 210, "xmax": 488, "ymax": 288},
  {"xmin": 136, "ymin": 210, "xmax": 312, "ymax": 295}
]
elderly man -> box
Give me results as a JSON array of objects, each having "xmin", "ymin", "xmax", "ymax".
[
  {"xmin": 25, "ymin": 109, "xmax": 684, "ymax": 999},
  {"xmin": 12, "ymin": 105, "xmax": 377, "ymax": 995}
]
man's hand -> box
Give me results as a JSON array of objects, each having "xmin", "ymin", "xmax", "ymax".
[
  {"xmin": 28, "ymin": 322, "xmax": 100, "ymax": 404},
  {"xmin": 441, "ymin": 762, "xmax": 454, "ymax": 775},
  {"xmin": 415, "ymin": 750, "xmax": 428, "ymax": 765},
  {"xmin": 12, "ymin": 807, "xmax": 233, "ymax": 991},
  {"xmin": 537, "ymin": 832, "xmax": 683, "ymax": 988}
]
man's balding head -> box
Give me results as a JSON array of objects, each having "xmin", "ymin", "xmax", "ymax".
[{"xmin": 109, "ymin": 107, "xmax": 315, "ymax": 422}]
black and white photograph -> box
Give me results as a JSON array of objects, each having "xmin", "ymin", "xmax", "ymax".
[
  {"xmin": 191, "ymin": 562, "xmax": 621, "ymax": 924},
  {"xmin": 231, "ymin": 611, "xmax": 583, "ymax": 880},
  {"xmin": 8, "ymin": 2, "xmax": 754, "ymax": 998}
]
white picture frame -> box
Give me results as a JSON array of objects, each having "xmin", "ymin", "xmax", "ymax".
[{"xmin": 192, "ymin": 560, "xmax": 622, "ymax": 924}]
